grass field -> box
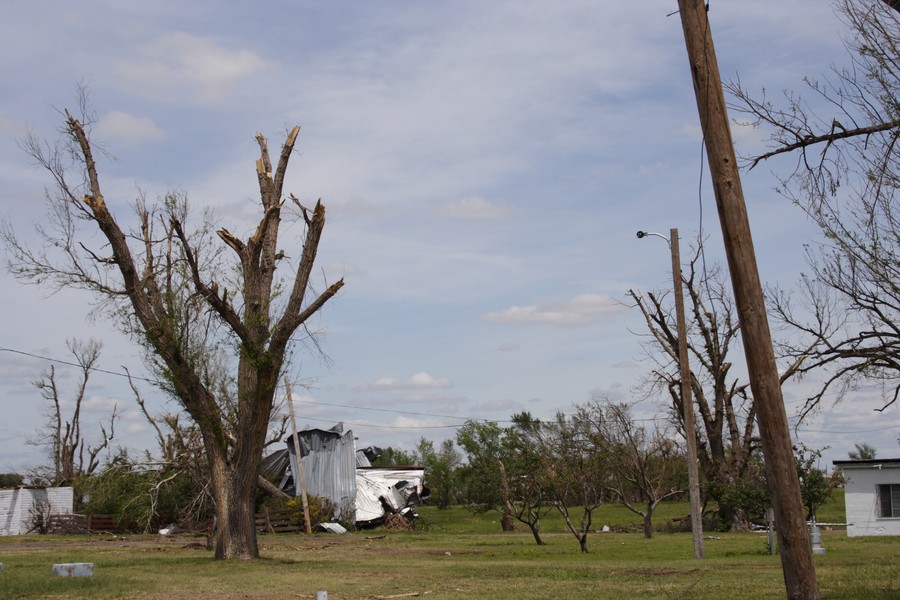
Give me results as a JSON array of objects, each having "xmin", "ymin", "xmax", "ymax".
[{"xmin": 0, "ymin": 491, "xmax": 897, "ymax": 600}]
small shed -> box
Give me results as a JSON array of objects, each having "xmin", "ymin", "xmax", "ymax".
[
  {"xmin": 832, "ymin": 458, "xmax": 900, "ymax": 537},
  {"xmin": 0, "ymin": 486, "xmax": 74, "ymax": 535}
]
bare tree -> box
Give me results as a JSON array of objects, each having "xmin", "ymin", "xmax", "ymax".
[
  {"xmin": 540, "ymin": 408, "xmax": 609, "ymax": 552},
  {"xmin": 629, "ymin": 251, "xmax": 763, "ymax": 530},
  {"xmin": 592, "ymin": 398, "xmax": 687, "ymax": 539},
  {"xmin": 4, "ymin": 103, "xmax": 343, "ymax": 559},
  {"xmin": 29, "ymin": 338, "xmax": 116, "ymax": 488},
  {"xmin": 728, "ymin": 0, "xmax": 900, "ymax": 415}
]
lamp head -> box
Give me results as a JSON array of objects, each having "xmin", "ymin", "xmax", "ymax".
[{"xmin": 636, "ymin": 230, "xmax": 647, "ymax": 239}]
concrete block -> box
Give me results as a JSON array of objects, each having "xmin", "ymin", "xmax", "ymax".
[{"xmin": 52, "ymin": 563, "xmax": 94, "ymax": 577}]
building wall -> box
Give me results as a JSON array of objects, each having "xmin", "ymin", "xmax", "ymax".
[
  {"xmin": 287, "ymin": 427, "xmax": 358, "ymax": 522},
  {"xmin": 0, "ymin": 487, "xmax": 74, "ymax": 535},
  {"xmin": 0, "ymin": 489, "xmax": 20, "ymax": 535},
  {"xmin": 843, "ymin": 464, "xmax": 900, "ymax": 537}
]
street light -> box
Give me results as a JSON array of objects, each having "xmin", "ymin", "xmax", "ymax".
[{"xmin": 637, "ymin": 227, "xmax": 704, "ymax": 560}]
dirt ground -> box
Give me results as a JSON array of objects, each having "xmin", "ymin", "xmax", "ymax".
[{"xmin": 2, "ymin": 532, "xmax": 208, "ymax": 551}]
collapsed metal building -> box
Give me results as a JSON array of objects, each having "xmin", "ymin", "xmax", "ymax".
[{"xmin": 260, "ymin": 423, "xmax": 428, "ymax": 527}]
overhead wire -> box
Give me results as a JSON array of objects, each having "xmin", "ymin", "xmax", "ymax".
[
  {"xmin": 0, "ymin": 345, "xmax": 505, "ymax": 427},
  {"xmin": 696, "ymin": 0, "xmax": 721, "ymax": 325},
  {"xmin": 2, "ymin": 344, "xmax": 895, "ymax": 437}
]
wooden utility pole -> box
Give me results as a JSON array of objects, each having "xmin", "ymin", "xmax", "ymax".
[
  {"xmin": 637, "ymin": 228, "xmax": 705, "ymax": 558},
  {"xmin": 676, "ymin": 1, "xmax": 819, "ymax": 598},
  {"xmin": 669, "ymin": 228, "xmax": 705, "ymax": 559},
  {"xmin": 285, "ymin": 377, "xmax": 313, "ymax": 535}
]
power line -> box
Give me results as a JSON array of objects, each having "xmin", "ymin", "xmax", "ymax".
[
  {"xmin": 3, "ymin": 345, "xmax": 898, "ymax": 437},
  {"xmin": 798, "ymin": 425, "xmax": 899, "ymax": 435},
  {"xmin": 0, "ymin": 346, "xmax": 156, "ymax": 383},
  {"xmin": 0, "ymin": 346, "xmax": 504, "ymax": 426}
]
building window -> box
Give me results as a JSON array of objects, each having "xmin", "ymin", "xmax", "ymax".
[{"xmin": 878, "ymin": 484, "xmax": 900, "ymax": 518}]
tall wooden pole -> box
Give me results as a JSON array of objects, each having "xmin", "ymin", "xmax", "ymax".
[
  {"xmin": 638, "ymin": 228, "xmax": 705, "ymax": 558},
  {"xmin": 669, "ymin": 228, "xmax": 705, "ymax": 559},
  {"xmin": 676, "ymin": 1, "xmax": 819, "ymax": 598},
  {"xmin": 285, "ymin": 377, "xmax": 313, "ymax": 535}
]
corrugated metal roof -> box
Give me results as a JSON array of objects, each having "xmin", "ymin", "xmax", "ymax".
[{"xmin": 285, "ymin": 424, "xmax": 358, "ymax": 522}]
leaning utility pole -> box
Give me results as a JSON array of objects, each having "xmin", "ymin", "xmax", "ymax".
[{"xmin": 676, "ymin": 1, "xmax": 819, "ymax": 598}]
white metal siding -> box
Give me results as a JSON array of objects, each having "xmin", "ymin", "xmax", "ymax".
[
  {"xmin": 45, "ymin": 487, "xmax": 74, "ymax": 517},
  {"xmin": 0, "ymin": 489, "xmax": 16, "ymax": 535},
  {"xmin": 843, "ymin": 465, "xmax": 900, "ymax": 537},
  {"xmin": 287, "ymin": 427, "xmax": 358, "ymax": 522},
  {"xmin": 0, "ymin": 488, "xmax": 74, "ymax": 536}
]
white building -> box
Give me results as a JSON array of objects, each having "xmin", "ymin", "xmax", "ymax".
[
  {"xmin": 832, "ymin": 458, "xmax": 900, "ymax": 537},
  {"xmin": 0, "ymin": 487, "xmax": 74, "ymax": 535}
]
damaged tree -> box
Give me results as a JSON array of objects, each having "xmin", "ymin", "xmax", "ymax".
[
  {"xmin": 29, "ymin": 338, "xmax": 116, "ymax": 488},
  {"xmin": 4, "ymin": 106, "xmax": 343, "ymax": 559},
  {"xmin": 592, "ymin": 399, "xmax": 686, "ymax": 539},
  {"xmin": 728, "ymin": 0, "xmax": 900, "ymax": 415},
  {"xmin": 628, "ymin": 255, "xmax": 756, "ymax": 530},
  {"xmin": 541, "ymin": 408, "xmax": 609, "ymax": 553}
]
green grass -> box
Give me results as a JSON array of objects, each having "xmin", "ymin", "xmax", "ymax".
[
  {"xmin": 417, "ymin": 489, "xmax": 848, "ymax": 534},
  {"xmin": 417, "ymin": 497, "xmax": 700, "ymax": 534},
  {"xmin": 0, "ymin": 491, "xmax": 894, "ymax": 600}
]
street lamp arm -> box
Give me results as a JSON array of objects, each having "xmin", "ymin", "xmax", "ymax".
[{"xmin": 636, "ymin": 230, "xmax": 671, "ymax": 246}]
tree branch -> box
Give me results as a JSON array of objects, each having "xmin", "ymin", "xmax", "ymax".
[
  {"xmin": 748, "ymin": 119, "xmax": 900, "ymax": 170},
  {"xmin": 171, "ymin": 217, "xmax": 251, "ymax": 346}
]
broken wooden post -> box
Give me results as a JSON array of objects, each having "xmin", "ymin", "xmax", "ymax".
[{"xmin": 285, "ymin": 376, "xmax": 313, "ymax": 535}]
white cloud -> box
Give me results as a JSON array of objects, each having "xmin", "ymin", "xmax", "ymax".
[
  {"xmin": 116, "ymin": 32, "xmax": 276, "ymax": 104},
  {"xmin": 326, "ymin": 261, "xmax": 367, "ymax": 279},
  {"xmin": 730, "ymin": 119, "xmax": 768, "ymax": 155},
  {"xmin": 96, "ymin": 111, "xmax": 165, "ymax": 144},
  {"xmin": 381, "ymin": 415, "xmax": 451, "ymax": 432},
  {"xmin": 57, "ymin": 395, "xmax": 119, "ymax": 414},
  {"xmin": 286, "ymin": 393, "xmax": 318, "ymax": 414},
  {"xmin": 358, "ymin": 372, "xmax": 453, "ymax": 391},
  {"xmin": 125, "ymin": 422, "xmax": 146, "ymax": 434},
  {"xmin": 440, "ymin": 196, "xmax": 510, "ymax": 220},
  {"xmin": 678, "ymin": 122, "xmax": 704, "ymax": 141},
  {"xmin": 610, "ymin": 360, "xmax": 639, "ymax": 370},
  {"xmin": 286, "ymin": 392, "xmax": 316, "ymax": 403},
  {"xmin": 483, "ymin": 293, "xmax": 625, "ymax": 326},
  {"xmin": 0, "ymin": 112, "xmax": 27, "ymax": 138}
]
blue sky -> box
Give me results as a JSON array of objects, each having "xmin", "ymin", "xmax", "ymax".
[{"xmin": 1, "ymin": 0, "xmax": 897, "ymax": 474}]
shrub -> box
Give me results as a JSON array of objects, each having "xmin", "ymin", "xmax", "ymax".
[{"xmin": 259, "ymin": 495, "xmax": 339, "ymax": 530}]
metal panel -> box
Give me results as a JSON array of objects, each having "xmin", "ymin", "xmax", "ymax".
[{"xmin": 285, "ymin": 424, "xmax": 358, "ymax": 522}]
